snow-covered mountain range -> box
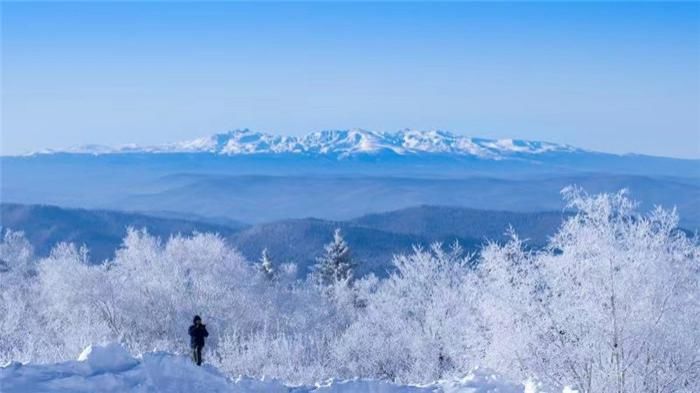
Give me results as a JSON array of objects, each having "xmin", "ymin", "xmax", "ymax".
[{"xmin": 31, "ymin": 129, "xmax": 581, "ymax": 159}]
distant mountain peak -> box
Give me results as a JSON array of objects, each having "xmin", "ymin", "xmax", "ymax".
[{"xmin": 27, "ymin": 129, "xmax": 581, "ymax": 159}]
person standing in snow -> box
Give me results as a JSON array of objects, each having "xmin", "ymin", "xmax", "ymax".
[{"xmin": 188, "ymin": 315, "xmax": 209, "ymax": 366}]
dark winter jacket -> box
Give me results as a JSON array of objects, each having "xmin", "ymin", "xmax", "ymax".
[{"xmin": 188, "ymin": 324, "xmax": 209, "ymax": 348}]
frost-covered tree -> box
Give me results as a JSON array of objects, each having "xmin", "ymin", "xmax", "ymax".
[
  {"xmin": 36, "ymin": 242, "xmax": 114, "ymax": 359},
  {"xmin": 313, "ymin": 229, "xmax": 354, "ymax": 286},
  {"xmin": 479, "ymin": 188, "xmax": 700, "ymax": 393},
  {"xmin": 257, "ymin": 248, "xmax": 275, "ymax": 280},
  {"xmin": 0, "ymin": 229, "xmax": 34, "ymax": 278},
  {"xmin": 0, "ymin": 230, "xmax": 38, "ymax": 362},
  {"xmin": 336, "ymin": 243, "xmax": 486, "ymax": 383},
  {"xmin": 108, "ymin": 228, "xmax": 259, "ymax": 352}
]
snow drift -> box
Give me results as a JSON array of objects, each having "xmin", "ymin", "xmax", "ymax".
[{"xmin": 1, "ymin": 343, "xmax": 529, "ymax": 393}]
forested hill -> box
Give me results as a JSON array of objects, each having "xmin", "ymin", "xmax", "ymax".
[
  {"xmin": 0, "ymin": 204, "xmax": 246, "ymax": 262},
  {"xmin": 351, "ymin": 205, "xmax": 568, "ymax": 242},
  {"xmin": 1, "ymin": 203, "xmax": 567, "ymax": 277}
]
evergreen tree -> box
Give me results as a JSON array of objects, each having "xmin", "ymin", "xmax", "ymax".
[
  {"xmin": 258, "ymin": 248, "xmax": 275, "ymax": 280},
  {"xmin": 313, "ymin": 228, "xmax": 354, "ymax": 286}
]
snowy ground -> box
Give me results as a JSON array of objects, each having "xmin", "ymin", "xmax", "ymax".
[{"xmin": 1, "ymin": 343, "xmax": 536, "ymax": 393}]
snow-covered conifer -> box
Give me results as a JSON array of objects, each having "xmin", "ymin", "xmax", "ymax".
[
  {"xmin": 258, "ymin": 248, "xmax": 275, "ymax": 280},
  {"xmin": 313, "ymin": 228, "xmax": 354, "ymax": 286}
]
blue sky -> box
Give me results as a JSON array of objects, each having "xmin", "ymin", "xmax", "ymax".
[{"xmin": 2, "ymin": 2, "xmax": 699, "ymax": 158}]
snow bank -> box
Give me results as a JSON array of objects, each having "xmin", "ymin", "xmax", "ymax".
[
  {"xmin": 77, "ymin": 343, "xmax": 138, "ymax": 371},
  {"xmin": 0, "ymin": 343, "xmax": 531, "ymax": 393}
]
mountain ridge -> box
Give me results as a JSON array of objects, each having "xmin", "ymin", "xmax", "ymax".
[{"xmin": 26, "ymin": 128, "xmax": 582, "ymax": 159}]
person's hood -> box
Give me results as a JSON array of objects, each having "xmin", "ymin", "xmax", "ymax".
[{"xmin": 193, "ymin": 315, "xmax": 202, "ymax": 323}]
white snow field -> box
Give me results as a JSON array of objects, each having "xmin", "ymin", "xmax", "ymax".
[{"xmin": 1, "ymin": 343, "xmax": 531, "ymax": 393}]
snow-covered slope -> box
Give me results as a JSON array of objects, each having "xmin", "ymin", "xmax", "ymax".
[
  {"xmin": 30, "ymin": 129, "xmax": 580, "ymax": 158},
  {"xmin": 0, "ymin": 343, "xmax": 537, "ymax": 393}
]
